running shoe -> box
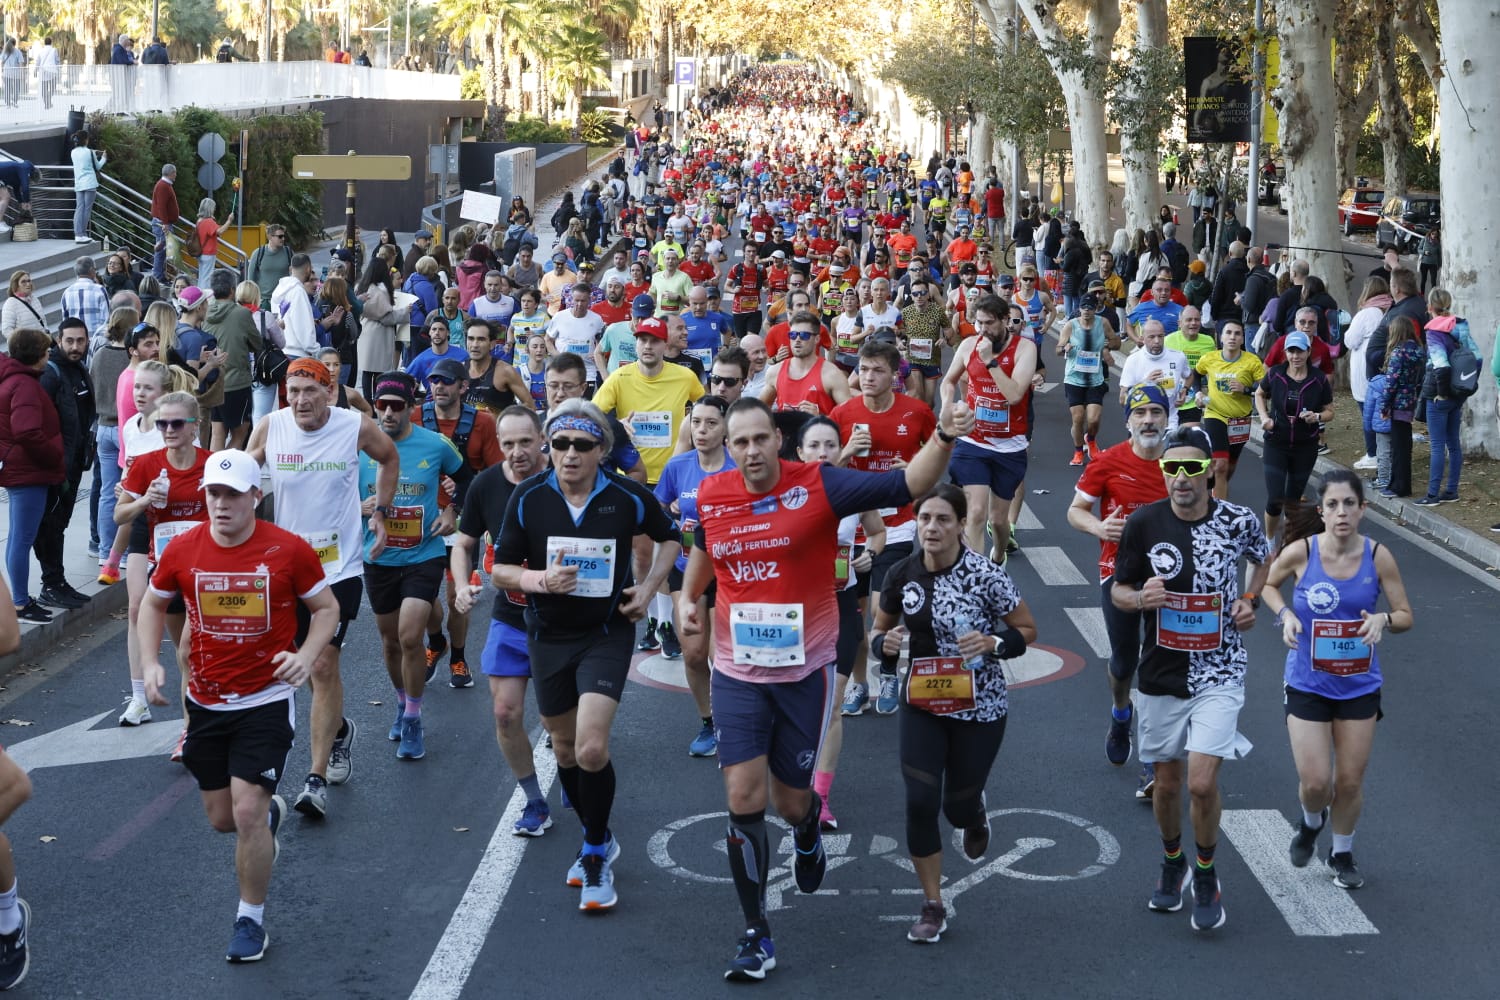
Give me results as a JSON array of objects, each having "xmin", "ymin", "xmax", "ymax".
[
  {"xmin": 169, "ymin": 728, "xmax": 186, "ymax": 763},
  {"xmin": 424, "ymin": 649, "xmax": 442, "ymax": 683},
  {"xmin": 39, "ymin": 585, "xmax": 87, "ymax": 610},
  {"xmin": 0, "ymin": 899, "xmax": 29, "ymax": 989},
  {"xmin": 794, "ymin": 830, "xmax": 826, "ymax": 893},
  {"xmin": 819, "ymin": 798, "xmax": 839, "ymax": 832},
  {"xmin": 840, "ymin": 681, "xmax": 869, "ymax": 716},
  {"xmin": 1069, "ymin": 448, "xmax": 1085, "ymax": 467},
  {"xmin": 1190, "ymin": 868, "xmax": 1226, "ymax": 931},
  {"xmin": 327, "ymin": 717, "xmax": 356, "ymax": 784},
  {"xmin": 1006, "ymin": 531, "xmax": 1020, "ymax": 554},
  {"xmin": 567, "ymin": 832, "xmax": 620, "ymax": 887},
  {"xmin": 293, "ymin": 774, "xmax": 328, "ymax": 819},
  {"xmin": 15, "ymin": 601, "xmax": 51, "ymax": 624},
  {"xmin": 636, "ymin": 617, "xmax": 661, "ymax": 652},
  {"xmin": 118, "ymin": 697, "xmax": 152, "ymax": 727},
  {"xmin": 578, "ymin": 852, "xmax": 617, "ymax": 911},
  {"xmin": 1288, "ymin": 807, "xmax": 1326, "ymax": 868},
  {"xmin": 724, "ymin": 929, "xmax": 776, "ymax": 982},
  {"xmin": 962, "ymin": 814, "xmax": 990, "ymax": 861},
  {"xmin": 1086, "ymin": 438, "xmax": 1102, "ymax": 460},
  {"xmin": 688, "ymin": 721, "xmax": 717, "ymax": 757},
  {"xmin": 225, "ymin": 916, "xmax": 268, "ymax": 963},
  {"xmin": 1106, "ymin": 704, "xmax": 1132, "ymax": 766},
  {"xmin": 875, "ymin": 674, "xmax": 900, "ymax": 715},
  {"xmin": 906, "ymin": 900, "xmax": 947, "ymax": 944},
  {"xmin": 96, "ymin": 567, "xmax": 121, "ymax": 586},
  {"xmin": 513, "ymin": 799, "xmax": 552, "ymax": 838},
  {"xmin": 396, "ymin": 717, "xmax": 425, "ymax": 760},
  {"xmin": 388, "ymin": 703, "xmax": 405, "ymax": 742},
  {"xmin": 1328, "ymin": 851, "xmax": 1365, "ymax": 889},
  {"xmin": 1135, "ymin": 763, "xmax": 1156, "ymax": 800},
  {"xmin": 1438, "ymin": 493, "xmax": 1460, "ymax": 504},
  {"xmin": 449, "ymin": 659, "xmax": 474, "ymax": 689},
  {"xmin": 658, "ymin": 621, "xmax": 682, "ymax": 659},
  {"xmin": 268, "ymin": 794, "xmax": 285, "ymax": 864},
  {"xmin": 1148, "ymin": 858, "xmax": 1188, "ymax": 912}
]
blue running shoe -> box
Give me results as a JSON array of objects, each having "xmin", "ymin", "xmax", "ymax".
[
  {"xmin": 659, "ymin": 621, "xmax": 682, "ymax": 659},
  {"xmin": 1106, "ymin": 703, "xmax": 1132, "ymax": 766},
  {"xmin": 226, "ymin": 916, "xmax": 268, "ymax": 963},
  {"xmin": 578, "ymin": 852, "xmax": 617, "ymax": 911},
  {"xmin": 1190, "ymin": 868, "xmax": 1226, "ymax": 930},
  {"xmin": 725, "ymin": 929, "xmax": 776, "ymax": 982},
  {"xmin": 874, "ymin": 674, "xmax": 900, "ymax": 715},
  {"xmin": 388, "ymin": 703, "xmax": 404, "ymax": 742},
  {"xmin": 1135, "ymin": 763, "xmax": 1156, "ymax": 800},
  {"xmin": 688, "ymin": 721, "xmax": 717, "ymax": 757},
  {"xmin": 1147, "ymin": 857, "xmax": 1188, "ymax": 912},
  {"xmin": 794, "ymin": 832, "xmax": 826, "ymax": 893},
  {"xmin": 567, "ymin": 832, "xmax": 620, "ymax": 887},
  {"xmin": 0, "ymin": 898, "xmax": 30, "ymax": 989},
  {"xmin": 513, "ymin": 799, "xmax": 552, "ymax": 838},
  {"xmin": 396, "ymin": 717, "xmax": 425, "ymax": 760},
  {"xmin": 840, "ymin": 681, "xmax": 869, "ymax": 716}
]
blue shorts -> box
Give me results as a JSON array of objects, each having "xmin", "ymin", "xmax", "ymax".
[
  {"xmin": 911, "ymin": 363, "xmax": 942, "ymax": 378},
  {"xmin": 947, "ymin": 438, "xmax": 1029, "ymax": 501},
  {"xmin": 480, "ymin": 619, "xmax": 531, "ymax": 678},
  {"xmin": 711, "ymin": 663, "xmax": 836, "ymax": 789}
]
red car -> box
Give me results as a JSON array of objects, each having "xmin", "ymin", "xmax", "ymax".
[{"xmin": 1337, "ymin": 186, "xmax": 1384, "ymax": 235}]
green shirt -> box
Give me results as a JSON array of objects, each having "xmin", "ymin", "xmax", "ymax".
[
  {"xmin": 1165, "ymin": 330, "xmax": 1214, "ymax": 381},
  {"xmin": 599, "ymin": 320, "xmax": 640, "ymax": 373}
]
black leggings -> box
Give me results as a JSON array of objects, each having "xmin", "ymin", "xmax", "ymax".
[
  {"xmin": 1261, "ymin": 440, "xmax": 1320, "ymax": 517},
  {"xmin": 835, "ymin": 586, "xmax": 863, "ymax": 677},
  {"xmin": 900, "ymin": 707, "xmax": 1007, "ymax": 857}
]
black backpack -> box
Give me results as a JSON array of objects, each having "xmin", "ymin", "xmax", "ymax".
[{"xmin": 1166, "ymin": 241, "xmax": 1190, "ymax": 285}]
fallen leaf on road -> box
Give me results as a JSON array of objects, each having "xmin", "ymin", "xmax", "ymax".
[
  {"xmin": 39, "ymin": 836, "xmax": 56, "ymax": 843},
  {"xmin": 3, "ymin": 719, "xmax": 34, "ymax": 727},
  {"xmin": 368, "ymin": 700, "xmax": 383, "ymax": 706},
  {"xmin": 453, "ymin": 827, "xmax": 470, "ymax": 833}
]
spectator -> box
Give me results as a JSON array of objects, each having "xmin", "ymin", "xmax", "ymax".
[
  {"xmin": 61, "ymin": 256, "xmax": 110, "ymax": 339},
  {"xmin": 1417, "ymin": 226, "xmax": 1441, "ymax": 294},
  {"xmin": 2, "ymin": 272, "xmax": 48, "ymax": 349},
  {"xmin": 1273, "ymin": 259, "xmax": 1311, "ymax": 336},
  {"xmin": 403, "ymin": 229, "xmax": 435, "ymax": 278},
  {"xmin": 1379, "ymin": 315, "xmax": 1426, "ymax": 499},
  {"xmin": 235, "ymin": 279, "xmax": 281, "ymax": 424},
  {"xmin": 1, "ymin": 39, "xmax": 25, "ymax": 110},
  {"xmin": 109, "ymin": 34, "xmax": 137, "ymax": 66},
  {"xmin": 1345, "ymin": 277, "xmax": 1392, "ymax": 471},
  {"xmin": 70, "ymin": 132, "xmax": 106, "ymax": 243},
  {"xmin": 194, "ymin": 198, "xmax": 230, "ymax": 289},
  {"xmin": 401, "ymin": 256, "xmax": 442, "ymax": 355},
  {"xmin": 315, "ymin": 273, "xmax": 359, "ymax": 386},
  {"xmin": 34, "ymin": 317, "xmax": 95, "ymax": 609},
  {"xmin": 1238, "ymin": 246, "xmax": 1276, "ymax": 351},
  {"xmin": 1183, "ymin": 260, "xmax": 1211, "ymax": 309},
  {"xmin": 0, "ymin": 328, "xmax": 65, "ymax": 623},
  {"xmin": 149, "ymin": 164, "xmax": 181, "ymax": 281},
  {"xmin": 356, "ymin": 254, "xmax": 404, "ymax": 398},
  {"xmin": 430, "ymin": 243, "xmax": 455, "ymax": 290},
  {"xmin": 0, "ymin": 158, "xmax": 34, "ymax": 232},
  {"xmin": 140, "ymin": 37, "xmax": 169, "ymax": 65},
  {"xmin": 35, "ymin": 35, "xmax": 61, "ymax": 109},
  {"xmin": 246, "ymin": 225, "xmax": 293, "ymax": 309},
  {"xmin": 270, "ymin": 254, "xmax": 320, "ymax": 359},
  {"xmin": 87, "ymin": 307, "xmax": 136, "ymax": 559},
  {"xmin": 455, "ymin": 244, "xmax": 489, "ymax": 310},
  {"xmin": 136, "ymin": 275, "xmax": 164, "ymax": 315},
  {"xmin": 102, "ymin": 254, "xmax": 135, "ymax": 298},
  {"xmin": 203, "ymin": 269, "xmax": 260, "ymax": 449},
  {"xmin": 1210, "ymin": 241, "xmax": 1249, "ymax": 326},
  {"xmin": 1364, "ymin": 268, "xmax": 1429, "ymax": 382},
  {"xmin": 1298, "ymin": 274, "xmax": 1341, "ymax": 345},
  {"xmin": 1416, "ymin": 288, "xmax": 1473, "ymax": 506}
]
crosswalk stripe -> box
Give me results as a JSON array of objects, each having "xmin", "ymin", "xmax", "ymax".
[
  {"xmin": 1065, "ymin": 607, "xmax": 1111, "ymax": 659},
  {"xmin": 1022, "ymin": 546, "xmax": 1090, "ymax": 586},
  {"xmin": 1220, "ymin": 809, "xmax": 1380, "ymax": 937},
  {"xmin": 1014, "ymin": 506, "xmax": 1043, "ymax": 531}
]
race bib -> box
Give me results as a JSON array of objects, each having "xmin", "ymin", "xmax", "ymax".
[
  {"xmin": 1227, "ymin": 417, "xmax": 1252, "ymax": 445},
  {"xmin": 194, "ymin": 572, "xmax": 271, "ymax": 637},
  {"xmin": 1311, "ymin": 619, "xmax": 1372, "ymax": 675},
  {"xmin": 906, "ymin": 657, "xmax": 976, "ymax": 715},
  {"xmin": 730, "ymin": 602, "xmax": 806, "ymax": 667},
  {"xmin": 1074, "ymin": 350, "xmax": 1101, "ymax": 374},
  {"xmin": 631, "ymin": 410, "xmax": 672, "ymax": 449},
  {"xmin": 686, "ymin": 347, "xmax": 715, "ymax": 368},
  {"xmin": 565, "ymin": 340, "xmax": 590, "ymax": 354},
  {"xmin": 909, "ymin": 338, "xmax": 934, "ymax": 362},
  {"xmin": 152, "ymin": 520, "xmax": 197, "ymax": 561},
  {"xmin": 1157, "ymin": 592, "xmax": 1224, "ymax": 652},
  {"xmin": 973, "ymin": 395, "xmax": 1011, "ymax": 437},
  {"xmin": 753, "ymin": 231, "xmax": 767, "ymax": 242},
  {"xmin": 546, "ymin": 536, "xmax": 616, "ymax": 599},
  {"xmin": 735, "ymin": 293, "xmax": 760, "ymax": 313},
  {"xmin": 1157, "ymin": 377, "xmax": 1176, "ymax": 391},
  {"xmin": 834, "ymin": 543, "xmax": 851, "ymax": 586},
  {"xmin": 385, "ymin": 504, "xmax": 425, "ymax": 550},
  {"xmin": 1214, "ymin": 375, "xmax": 1235, "ymax": 394},
  {"xmin": 305, "ymin": 529, "xmax": 343, "ymax": 569}
]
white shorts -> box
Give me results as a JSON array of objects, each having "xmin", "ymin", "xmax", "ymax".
[{"xmin": 1137, "ymin": 685, "xmax": 1252, "ymax": 763}]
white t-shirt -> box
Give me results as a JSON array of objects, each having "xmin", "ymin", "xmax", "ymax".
[
  {"xmin": 1118, "ymin": 347, "xmax": 1192, "ymax": 427},
  {"xmin": 548, "ymin": 310, "xmax": 606, "ymax": 383}
]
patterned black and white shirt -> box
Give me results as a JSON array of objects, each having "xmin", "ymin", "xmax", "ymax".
[
  {"xmin": 1114, "ymin": 497, "xmax": 1271, "ymax": 698},
  {"xmin": 879, "ymin": 546, "xmax": 1023, "ymax": 723}
]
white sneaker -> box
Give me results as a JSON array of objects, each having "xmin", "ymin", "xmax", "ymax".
[
  {"xmin": 0, "ymin": 223, "xmax": 11, "ymax": 234},
  {"xmin": 75, "ymin": 235, "xmax": 92, "ymax": 244},
  {"xmin": 1353, "ymin": 455, "xmax": 1377, "ymax": 470},
  {"xmin": 118, "ymin": 697, "xmax": 152, "ymax": 726}
]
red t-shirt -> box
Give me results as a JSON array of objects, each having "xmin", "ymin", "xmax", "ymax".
[
  {"xmin": 679, "ymin": 259, "xmax": 717, "ymax": 286},
  {"xmin": 150, "ymin": 521, "xmax": 328, "ymax": 707},
  {"xmin": 1073, "ymin": 441, "xmax": 1169, "ymax": 580},
  {"xmin": 984, "ymin": 186, "xmax": 1006, "ymax": 220},
  {"xmin": 764, "ymin": 320, "xmax": 833, "ymax": 359},
  {"xmin": 591, "ymin": 299, "xmax": 632, "ymax": 326},
  {"xmin": 1262, "ymin": 334, "xmax": 1335, "ymax": 377},
  {"xmin": 830, "ymin": 394, "xmax": 936, "ymax": 540},
  {"xmin": 121, "ymin": 447, "xmax": 211, "ymax": 561}
]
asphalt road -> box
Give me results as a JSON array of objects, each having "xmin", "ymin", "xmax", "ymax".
[{"xmin": 3, "ymin": 347, "xmax": 1496, "ymax": 997}]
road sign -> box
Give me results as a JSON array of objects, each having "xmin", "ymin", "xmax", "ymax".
[
  {"xmin": 428, "ymin": 143, "xmax": 459, "ymax": 177},
  {"xmin": 197, "ymin": 162, "xmax": 226, "ymax": 192},
  {"xmin": 197, "ymin": 131, "xmax": 227, "ymax": 163},
  {"xmin": 675, "ymin": 59, "xmax": 696, "ymax": 86},
  {"xmin": 6, "ymin": 710, "xmax": 182, "ymax": 773},
  {"xmin": 292, "ymin": 153, "xmax": 412, "ymax": 181}
]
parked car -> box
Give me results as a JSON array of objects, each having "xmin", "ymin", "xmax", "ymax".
[
  {"xmin": 1375, "ymin": 193, "xmax": 1440, "ymax": 254},
  {"xmin": 1337, "ymin": 186, "xmax": 1385, "ymax": 235}
]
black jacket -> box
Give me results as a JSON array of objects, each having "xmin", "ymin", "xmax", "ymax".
[
  {"xmin": 1238, "ymin": 265, "xmax": 1275, "ymax": 325},
  {"xmin": 1209, "ymin": 257, "xmax": 1248, "ymax": 322},
  {"xmin": 39, "ymin": 346, "xmax": 95, "ymax": 481},
  {"xmin": 1365, "ymin": 294, "xmax": 1431, "ymax": 381}
]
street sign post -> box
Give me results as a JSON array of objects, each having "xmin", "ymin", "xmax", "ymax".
[{"xmin": 291, "ymin": 151, "xmax": 412, "ymax": 262}]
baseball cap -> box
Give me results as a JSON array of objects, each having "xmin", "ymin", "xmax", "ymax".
[
  {"xmin": 635, "ymin": 317, "xmax": 669, "ymax": 341},
  {"xmin": 631, "ymin": 293, "xmax": 656, "ymax": 318},
  {"xmin": 552, "ymin": 250, "xmax": 568, "ymax": 261},
  {"xmin": 771, "ymin": 249, "xmax": 786, "ymax": 259},
  {"xmin": 997, "ymin": 274, "xmax": 1015, "ymax": 288},
  {"xmin": 1285, "ymin": 330, "xmax": 1311, "ymax": 351},
  {"xmin": 1079, "ymin": 293, "xmax": 1099, "ymax": 310},
  {"xmin": 373, "ymin": 370, "xmax": 417, "ymax": 403},
  {"xmin": 429, "ymin": 358, "xmax": 468, "ymax": 382},
  {"xmin": 413, "ymin": 229, "xmax": 433, "ymax": 241},
  {"xmin": 202, "ymin": 449, "xmax": 261, "ymax": 494},
  {"xmin": 578, "ymin": 260, "xmax": 596, "ymax": 271},
  {"xmin": 1161, "ymin": 424, "xmax": 1214, "ymax": 459}
]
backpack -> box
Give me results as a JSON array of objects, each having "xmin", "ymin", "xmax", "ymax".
[
  {"xmin": 422, "ymin": 400, "xmax": 477, "ymax": 455},
  {"xmin": 1446, "ymin": 319, "xmax": 1481, "ymax": 399}
]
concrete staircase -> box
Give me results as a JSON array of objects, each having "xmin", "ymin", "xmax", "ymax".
[{"xmin": 0, "ymin": 238, "xmax": 108, "ymax": 322}]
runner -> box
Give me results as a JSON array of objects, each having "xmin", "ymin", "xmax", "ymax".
[
  {"xmin": 678, "ymin": 395, "xmax": 975, "ymax": 981},
  {"xmin": 724, "ymin": 242, "xmax": 767, "ymax": 339},
  {"xmin": 673, "ymin": 346, "xmax": 749, "ymax": 452},
  {"xmin": 461, "ymin": 318, "xmax": 530, "ymax": 414},
  {"xmin": 361, "ymin": 371, "xmax": 472, "ymax": 761},
  {"xmin": 545, "ymin": 353, "xmax": 646, "ymax": 481},
  {"xmin": 0, "ymin": 583, "xmax": 29, "ymax": 988},
  {"xmin": 1259, "ymin": 471, "xmax": 1413, "ymax": 889},
  {"xmin": 1194, "ymin": 318, "xmax": 1266, "ymax": 499},
  {"xmin": 492, "ymin": 398, "xmax": 681, "ymax": 911},
  {"xmin": 1055, "ymin": 293, "xmax": 1119, "ymax": 465},
  {"xmin": 761, "ymin": 311, "xmax": 850, "ymax": 415},
  {"xmin": 522, "ymin": 332, "xmax": 549, "ymax": 413},
  {"xmin": 871, "ymin": 483, "xmax": 1037, "ymax": 943},
  {"xmin": 546, "ymin": 285, "xmax": 606, "ymax": 391},
  {"xmin": 248, "ymin": 358, "xmax": 398, "ymax": 818},
  {"xmin": 1163, "ymin": 305, "xmax": 1213, "ymax": 424},
  {"xmin": 1110, "ymin": 425, "xmax": 1271, "ymax": 933},
  {"xmin": 1066, "ymin": 384, "xmax": 1171, "ymax": 798},
  {"xmin": 450, "ymin": 405, "xmax": 555, "ymax": 836},
  {"xmin": 900, "ymin": 276, "xmax": 946, "ymax": 406},
  {"xmin": 681, "ymin": 286, "xmax": 730, "ymax": 371},
  {"xmin": 1118, "ymin": 318, "xmax": 1192, "ymax": 430},
  {"xmin": 139, "ymin": 449, "xmax": 337, "ymax": 963}
]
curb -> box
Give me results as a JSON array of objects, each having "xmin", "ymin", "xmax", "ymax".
[{"xmin": 1, "ymin": 579, "xmax": 132, "ymax": 675}]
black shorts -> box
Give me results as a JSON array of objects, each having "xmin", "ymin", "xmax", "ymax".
[
  {"xmin": 1202, "ymin": 416, "xmax": 1248, "ymax": 463},
  {"xmin": 868, "ymin": 541, "xmax": 913, "ymax": 596},
  {"xmin": 526, "ymin": 623, "xmax": 635, "ymax": 717},
  {"xmin": 182, "ymin": 696, "xmax": 296, "ymax": 793},
  {"xmin": 835, "ymin": 586, "xmax": 864, "ymax": 677},
  {"xmin": 1064, "ymin": 382, "xmax": 1108, "ymax": 407},
  {"xmin": 732, "ymin": 311, "xmax": 763, "ymax": 337},
  {"xmin": 364, "ymin": 557, "xmax": 445, "ymax": 616},
  {"xmin": 1176, "ymin": 406, "xmax": 1203, "ymax": 424},
  {"xmin": 667, "ymin": 564, "xmax": 716, "ymax": 607},
  {"xmin": 213, "ymin": 386, "xmax": 253, "ymax": 431},
  {"xmin": 296, "ymin": 575, "xmax": 363, "ymax": 650},
  {"xmin": 1284, "ymin": 685, "xmax": 1383, "ymax": 723},
  {"xmin": 129, "ymin": 516, "xmax": 150, "ymax": 555}
]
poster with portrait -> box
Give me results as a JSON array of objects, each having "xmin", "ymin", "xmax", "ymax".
[{"xmin": 1184, "ymin": 36, "xmax": 1251, "ymax": 143}]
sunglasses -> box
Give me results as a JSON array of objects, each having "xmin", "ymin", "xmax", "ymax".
[
  {"xmin": 427, "ymin": 374, "xmax": 458, "ymax": 385},
  {"xmin": 788, "ymin": 330, "xmax": 817, "ymax": 341},
  {"xmin": 912, "ymin": 289, "xmax": 929, "ymax": 297},
  {"xmin": 374, "ymin": 399, "xmax": 409, "ymax": 413},
  {"xmin": 1006, "ymin": 316, "xmax": 1025, "ymax": 325},
  {"xmin": 551, "ymin": 436, "xmax": 601, "ymax": 453},
  {"xmin": 154, "ymin": 418, "xmax": 197, "ymax": 431},
  {"xmin": 710, "ymin": 375, "xmax": 742, "ymax": 386},
  {"xmin": 1159, "ymin": 458, "xmax": 1212, "ymax": 477},
  {"xmin": 1019, "ymin": 276, "xmax": 1036, "ymax": 282}
]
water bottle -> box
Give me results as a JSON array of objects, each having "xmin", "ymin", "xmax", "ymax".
[
  {"xmin": 150, "ymin": 469, "xmax": 169, "ymax": 509},
  {"xmin": 954, "ymin": 614, "xmax": 986, "ymax": 671}
]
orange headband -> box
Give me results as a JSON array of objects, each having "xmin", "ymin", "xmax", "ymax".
[{"xmin": 286, "ymin": 357, "xmax": 333, "ymax": 386}]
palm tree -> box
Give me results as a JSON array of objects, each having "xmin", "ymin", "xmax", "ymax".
[
  {"xmin": 220, "ymin": 0, "xmax": 301, "ymax": 61},
  {"xmin": 49, "ymin": 0, "xmax": 111, "ymax": 65},
  {"xmin": 547, "ymin": 20, "xmax": 611, "ymax": 123}
]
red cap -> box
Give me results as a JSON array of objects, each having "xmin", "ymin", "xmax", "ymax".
[{"xmin": 635, "ymin": 317, "xmax": 668, "ymax": 341}]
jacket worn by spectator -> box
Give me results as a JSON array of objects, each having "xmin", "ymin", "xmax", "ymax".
[
  {"xmin": 204, "ymin": 296, "xmax": 264, "ymax": 392},
  {"xmin": 1209, "ymin": 256, "xmax": 1248, "ymax": 322},
  {"xmin": 0, "ymin": 354, "xmax": 65, "ymax": 488},
  {"xmin": 150, "ymin": 176, "xmax": 180, "ymax": 225},
  {"xmin": 1365, "ymin": 294, "xmax": 1430, "ymax": 382},
  {"xmin": 1238, "ymin": 264, "xmax": 1275, "ymax": 325},
  {"xmin": 402, "ymin": 271, "xmax": 440, "ymax": 330},
  {"xmin": 270, "ymin": 275, "xmax": 319, "ymax": 358},
  {"xmin": 39, "ymin": 345, "xmax": 95, "ymax": 481}
]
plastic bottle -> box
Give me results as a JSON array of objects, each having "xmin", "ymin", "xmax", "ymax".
[
  {"xmin": 150, "ymin": 469, "xmax": 170, "ymax": 509},
  {"xmin": 954, "ymin": 614, "xmax": 986, "ymax": 671}
]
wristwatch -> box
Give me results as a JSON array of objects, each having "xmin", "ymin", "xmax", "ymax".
[
  {"xmin": 936, "ymin": 428, "xmax": 957, "ymax": 444},
  {"xmin": 372, "ymin": 505, "xmax": 392, "ymax": 518},
  {"xmin": 1242, "ymin": 591, "xmax": 1261, "ymax": 610}
]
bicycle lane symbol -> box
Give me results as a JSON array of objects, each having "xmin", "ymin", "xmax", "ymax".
[{"xmin": 646, "ymin": 807, "xmax": 1119, "ymax": 919}]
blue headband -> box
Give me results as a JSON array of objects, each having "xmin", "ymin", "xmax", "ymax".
[
  {"xmin": 548, "ymin": 415, "xmax": 605, "ymax": 440},
  {"xmin": 1125, "ymin": 383, "xmax": 1170, "ymax": 413}
]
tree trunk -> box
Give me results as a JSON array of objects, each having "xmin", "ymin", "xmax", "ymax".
[
  {"xmin": 1372, "ymin": 11, "xmax": 1410, "ymax": 193},
  {"xmin": 1275, "ymin": 0, "xmax": 1349, "ymax": 306},
  {"xmin": 1120, "ymin": 0, "xmax": 1166, "ymax": 236},
  {"xmin": 1334, "ymin": 73, "xmax": 1376, "ymax": 191},
  {"xmin": 970, "ymin": 112, "xmax": 993, "ymax": 172},
  {"xmin": 1436, "ymin": 0, "xmax": 1499, "ymax": 457}
]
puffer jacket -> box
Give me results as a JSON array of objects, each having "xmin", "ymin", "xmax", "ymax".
[{"xmin": 0, "ymin": 354, "xmax": 65, "ymax": 488}]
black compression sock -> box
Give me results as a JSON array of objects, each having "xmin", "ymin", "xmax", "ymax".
[
  {"xmin": 793, "ymin": 792, "xmax": 822, "ymax": 853},
  {"xmin": 727, "ymin": 810, "xmax": 771, "ymax": 929}
]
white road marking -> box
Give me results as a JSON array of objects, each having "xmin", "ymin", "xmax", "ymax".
[
  {"xmin": 1014, "ymin": 505, "xmax": 1043, "ymax": 531},
  {"xmin": 8, "ymin": 710, "xmax": 182, "ymax": 773},
  {"xmin": 1065, "ymin": 607, "xmax": 1112, "ymax": 659},
  {"xmin": 1023, "ymin": 546, "xmax": 1090, "ymax": 586},
  {"xmin": 409, "ymin": 732, "xmax": 558, "ymax": 1000},
  {"xmin": 1218, "ymin": 808, "xmax": 1379, "ymax": 937}
]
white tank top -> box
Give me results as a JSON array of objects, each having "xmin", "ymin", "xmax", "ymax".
[{"xmin": 264, "ymin": 407, "xmax": 364, "ymax": 584}]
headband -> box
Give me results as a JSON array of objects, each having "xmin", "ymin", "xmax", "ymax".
[
  {"xmin": 547, "ymin": 415, "xmax": 605, "ymax": 440},
  {"xmin": 1125, "ymin": 383, "xmax": 1169, "ymax": 413},
  {"xmin": 286, "ymin": 357, "xmax": 333, "ymax": 386}
]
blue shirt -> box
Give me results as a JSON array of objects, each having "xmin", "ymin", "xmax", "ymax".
[
  {"xmin": 360, "ymin": 424, "xmax": 466, "ymax": 566},
  {"xmin": 680, "ymin": 312, "xmax": 728, "ymax": 370},
  {"xmin": 405, "ymin": 345, "xmax": 463, "ymax": 385},
  {"xmin": 655, "ymin": 449, "xmax": 736, "ymax": 571},
  {"xmin": 1127, "ymin": 299, "xmax": 1183, "ymax": 335}
]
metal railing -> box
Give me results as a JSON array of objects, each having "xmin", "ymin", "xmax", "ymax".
[{"xmin": 1, "ymin": 62, "xmax": 463, "ymax": 129}]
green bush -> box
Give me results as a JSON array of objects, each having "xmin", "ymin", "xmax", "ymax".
[
  {"xmin": 575, "ymin": 110, "xmax": 612, "ymax": 146},
  {"xmin": 460, "ymin": 69, "xmax": 484, "ymax": 101},
  {"xmin": 505, "ymin": 117, "xmax": 573, "ymax": 144}
]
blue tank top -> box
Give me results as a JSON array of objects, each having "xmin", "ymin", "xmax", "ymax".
[
  {"xmin": 1285, "ymin": 537, "xmax": 1383, "ymax": 699},
  {"xmin": 526, "ymin": 366, "xmax": 547, "ymax": 412}
]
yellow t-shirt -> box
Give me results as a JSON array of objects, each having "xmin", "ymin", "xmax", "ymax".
[
  {"xmin": 1194, "ymin": 350, "xmax": 1266, "ymax": 421},
  {"xmin": 592, "ymin": 362, "xmax": 705, "ymax": 482}
]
